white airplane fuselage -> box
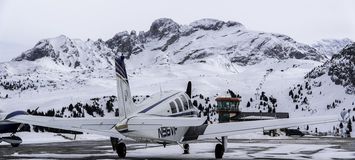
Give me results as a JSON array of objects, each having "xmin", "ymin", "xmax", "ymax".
[{"xmin": 115, "ymin": 91, "xmax": 205, "ymax": 144}]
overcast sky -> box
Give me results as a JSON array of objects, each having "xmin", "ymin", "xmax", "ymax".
[{"xmin": 0, "ymin": 0, "xmax": 354, "ymax": 62}]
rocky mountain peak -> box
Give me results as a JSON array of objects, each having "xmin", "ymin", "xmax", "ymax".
[
  {"xmin": 11, "ymin": 18, "xmax": 330, "ymax": 69},
  {"xmin": 189, "ymin": 18, "xmax": 243, "ymax": 30},
  {"xmin": 147, "ymin": 18, "xmax": 180, "ymax": 39},
  {"xmin": 12, "ymin": 35, "xmax": 115, "ymax": 69},
  {"xmin": 12, "ymin": 35, "xmax": 72, "ymax": 62},
  {"xmin": 105, "ymin": 31, "xmax": 144, "ymax": 57},
  {"xmin": 311, "ymin": 38, "xmax": 353, "ymax": 59},
  {"xmin": 336, "ymin": 42, "xmax": 355, "ymax": 59},
  {"xmin": 306, "ymin": 42, "xmax": 355, "ymax": 94}
]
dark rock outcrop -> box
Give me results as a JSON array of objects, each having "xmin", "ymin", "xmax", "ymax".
[{"xmin": 306, "ymin": 43, "xmax": 355, "ymax": 94}]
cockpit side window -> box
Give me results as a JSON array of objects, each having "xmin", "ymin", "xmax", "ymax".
[
  {"xmin": 169, "ymin": 102, "xmax": 177, "ymax": 113},
  {"xmin": 175, "ymin": 98, "xmax": 183, "ymax": 112},
  {"xmin": 188, "ymin": 99, "xmax": 193, "ymax": 109},
  {"xmin": 180, "ymin": 95, "xmax": 189, "ymax": 110}
]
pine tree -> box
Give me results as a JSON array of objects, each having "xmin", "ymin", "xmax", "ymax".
[
  {"xmin": 246, "ymin": 101, "xmax": 251, "ymax": 107},
  {"xmin": 295, "ymin": 104, "xmax": 299, "ymax": 110},
  {"xmin": 106, "ymin": 100, "xmax": 114, "ymax": 113},
  {"xmin": 348, "ymin": 119, "xmax": 352, "ymax": 133},
  {"xmin": 263, "ymin": 96, "xmax": 268, "ymax": 102},
  {"xmin": 289, "ymin": 90, "xmax": 294, "ymax": 97},
  {"xmin": 306, "ymin": 125, "xmax": 309, "ymax": 130},
  {"xmin": 193, "ymin": 100, "xmax": 198, "ymax": 107},
  {"xmin": 68, "ymin": 104, "xmax": 74, "ymax": 112},
  {"xmin": 198, "ymin": 104, "xmax": 203, "ymax": 111}
]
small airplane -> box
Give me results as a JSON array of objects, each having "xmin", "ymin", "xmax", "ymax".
[
  {"xmin": 6, "ymin": 56, "xmax": 339, "ymax": 158},
  {"xmin": 0, "ymin": 111, "xmax": 25, "ymax": 147}
]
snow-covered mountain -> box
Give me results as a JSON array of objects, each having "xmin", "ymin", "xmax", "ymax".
[
  {"xmin": 13, "ymin": 35, "xmax": 115, "ymax": 70},
  {"xmin": 306, "ymin": 42, "xmax": 355, "ymax": 94},
  {"xmin": 311, "ymin": 38, "xmax": 353, "ymax": 59},
  {"xmin": 278, "ymin": 43, "xmax": 355, "ymax": 132},
  {"xmin": 0, "ymin": 18, "xmax": 354, "ymax": 133},
  {"xmin": 14, "ymin": 18, "xmax": 325, "ymax": 66},
  {"xmin": 106, "ymin": 18, "xmax": 324, "ymax": 66}
]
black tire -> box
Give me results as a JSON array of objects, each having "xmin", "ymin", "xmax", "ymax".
[
  {"xmin": 116, "ymin": 143, "xmax": 126, "ymax": 158},
  {"xmin": 11, "ymin": 143, "xmax": 20, "ymax": 147},
  {"xmin": 215, "ymin": 144, "xmax": 224, "ymax": 159},
  {"xmin": 183, "ymin": 144, "xmax": 190, "ymax": 154}
]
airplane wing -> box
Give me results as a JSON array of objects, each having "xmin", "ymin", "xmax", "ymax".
[
  {"xmin": 197, "ymin": 115, "xmax": 339, "ymax": 139},
  {"xmin": 7, "ymin": 114, "xmax": 125, "ymax": 139}
]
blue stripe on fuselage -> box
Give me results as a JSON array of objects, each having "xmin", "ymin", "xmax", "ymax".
[
  {"xmin": 139, "ymin": 92, "xmax": 180, "ymax": 113},
  {"xmin": 5, "ymin": 111, "xmax": 28, "ymax": 120}
]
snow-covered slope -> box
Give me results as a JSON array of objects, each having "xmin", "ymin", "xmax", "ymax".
[
  {"xmin": 311, "ymin": 38, "xmax": 353, "ymax": 59},
  {"xmin": 274, "ymin": 43, "xmax": 355, "ymax": 133}
]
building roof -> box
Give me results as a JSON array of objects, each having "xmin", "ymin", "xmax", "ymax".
[{"xmin": 215, "ymin": 97, "xmax": 241, "ymax": 102}]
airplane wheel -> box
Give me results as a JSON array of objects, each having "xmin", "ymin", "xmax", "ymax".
[
  {"xmin": 116, "ymin": 142, "xmax": 126, "ymax": 158},
  {"xmin": 183, "ymin": 144, "xmax": 190, "ymax": 154},
  {"xmin": 215, "ymin": 144, "xmax": 224, "ymax": 159},
  {"xmin": 11, "ymin": 143, "xmax": 20, "ymax": 147}
]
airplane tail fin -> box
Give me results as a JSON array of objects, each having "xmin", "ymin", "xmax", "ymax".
[{"xmin": 115, "ymin": 56, "xmax": 134, "ymax": 121}]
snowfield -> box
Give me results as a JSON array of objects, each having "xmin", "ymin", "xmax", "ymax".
[{"xmin": 1, "ymin": 57, "xmax": 354, "ymax": 133}]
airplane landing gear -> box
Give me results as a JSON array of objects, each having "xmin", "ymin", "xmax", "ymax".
[
  {"xmin": 215, "ymin": 143, "xmax": 224, "ymax": 158},
  {"xmin": 183, "ymin": 144, "xmax": 190, "ymax": 154},
  {"xmin": 116, "ymin": 142, "xmax": 127, "ymax": 158},
  {"xmin": 2, "ymin": 135, "xmax": 22, "ymax": 147},
  {"xmin": 11, "ymin": 143, "xmax": 20, "ymax": 147},
  {"xmin": 110, "ymin": 137, "xmax": 126, "ymax": 158},
  {"xmin": 215, "ymin": 136, "xmax": 228, "ymax": 159}
]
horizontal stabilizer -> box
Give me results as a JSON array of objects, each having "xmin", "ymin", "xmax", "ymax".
[
  {"xmin": 8, "ymin": 114, "xmax": 125, "ymax": 139},
  {"xmin": 198, "ymin": 115, "xmax": 338, "ymax": 139}
]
